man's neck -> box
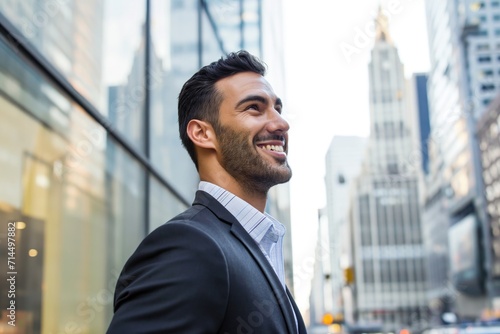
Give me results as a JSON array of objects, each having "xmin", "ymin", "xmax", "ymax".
[
  {"xmin": 236, "ymin": 188, "xmax": 267, "ymax": 213},
  {"xmin": 200, "ymin": 178, "xmax": 268, "ymax": 212}
]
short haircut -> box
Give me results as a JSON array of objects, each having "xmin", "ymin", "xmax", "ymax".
[{"xmin": 178, "ymin": 50, "xmax": 267, "ymax": 168}]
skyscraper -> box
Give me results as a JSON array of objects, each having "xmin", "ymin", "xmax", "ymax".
[
  {"xmin": 477, "ymin": 91, "xmax": 500, "ymax": 316},
  {"xmin": 348, "ymin": 8, "xmax": 427, "ymax": 332},
  {"xmin": 323, "ymin": 135, "xmax": 367, "ymax": 318},
  {"xmin": 410, "ymin": 74, "xmax": 431, "ymax": 177},
  {"xmin": 305, "ymin": 135, "xmax": 368, "ymax": 331},
  {"xmin": 423, "ymin": 0, "xmax": 499, "ymax": 319}
]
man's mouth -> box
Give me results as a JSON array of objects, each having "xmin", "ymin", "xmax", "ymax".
[
  {"xmin": 256, "ymin": 143, "xmax": 287, "ymax": 158},
  {"xmin": 259, "ymin": 144, "xmax": 284, "ymax": 153},
  {"xmin": 255, "ymin": 135, "xmax": 287, "ymax": 156}
]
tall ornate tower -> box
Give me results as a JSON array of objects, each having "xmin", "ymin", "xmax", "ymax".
[{"xmin": 348, "ymin": 8, "xmax": 428, "ymax": 332}]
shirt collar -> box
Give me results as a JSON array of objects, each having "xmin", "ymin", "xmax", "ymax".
[{"xmin": 198, "ymin": 181, "xmax": 284, "ymax": 244}]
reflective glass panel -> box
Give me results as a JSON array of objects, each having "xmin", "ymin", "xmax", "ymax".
[
  {"xmin": 150, "ymin": 0, "xmax": 199, "ymax": 202},
  {"xmin": 242, "ymin": 0, "xmax": 260, "ymax": 54},
  {"xmin": 149, "ymin": 176, "xmax": 189, "ymax": 232},
  {"xmin": 0, "ymin": 0, "xmax": 148, "ymax": 152},
  {"xmin": 202, "ymin": 7, "xmax": 226, "ymax": 68},
  {"xmin": 0, "ymin": 35, "xmax": 145, "ymax": 333},
  {"xmin": 103, "ymin": 0, "xmax": 146, "ymax": 151},
  {"xmin": 205, "ymin": 0, "xmax": 240, "ymax": 51},
  {"xmin": 0, "ymin": 0, "xmax": 105, "ymax": 107}
]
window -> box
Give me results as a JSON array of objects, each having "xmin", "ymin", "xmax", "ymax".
[
  {"xmin": 477, "ymin": 43, "xmax": 490, "ymax": 50},
  {"xmin": 470, "ymin": 2, "xmax": 485, "ymax": 10},
  {"xmin": 363, "ymin": 260, "xmax": 375, "ymax": 283},
  {"xmin": 388, "ymin": 163, "xmax": 399, "ymax": 174},
  {"xmin": 481, "ymin": 83, "xmax": 495, "ymax": 91},
  {"xmin": 380, "ymin": 260, "xmax": 391, "ymax": 282},
  {"xmin": 360, "ymin": 195, "xmax": 372, "ymax": 246},
  {"xmin": 384, "ymin": 121, "xmax": 396, "ymax": 138},
  {"xmin": 397, "ymin": 259, "xmax": 409, "ymax": 282},
  {"xmin": 483, "ymin": 69, "xmax": 494, "ymax": 76},
  {"xmin": 479, "ymin": 55, "xmax": 492, "ymax": 62},
  {"xmin": 380, "ymin": 50, "xmax": 389, "ymax": 61},
  {"xmin": 443, "ymin": 64, "xmax": 450, "ymax": 77}
]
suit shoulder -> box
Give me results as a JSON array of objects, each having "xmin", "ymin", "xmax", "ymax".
[
  {"xmin": 152, "ymin": 204, "xmax": 226, "ymax": 235},
  {"xmin": 121, "ymin": 205, "xmax": 229, "ymax": 277},
  {"xmin": 169, "ymin": 203, "xmax": 212, "ymax": 224},
  {"xmin": 139, "ymin": 204, "xmax": 227, "ymax": 251}
]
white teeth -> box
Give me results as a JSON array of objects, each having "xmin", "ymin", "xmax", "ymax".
[{"xmin": 262, "ymin": 145, "xmax": 284, "ymax": 152}]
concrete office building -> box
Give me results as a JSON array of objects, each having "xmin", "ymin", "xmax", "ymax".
[
  {"xmin": 423, "ymin": 0, "xmax": 500, "ymax": 319},
  {"xmin": 322, "ymin": 136, "xmax": 367, "ymax": 319},
  {"xmin": 348, "ymin": 9, "xmax": 427, "ymax": 332},
  {"xmin": 0, "ymin": 1, "xmax": 291, "ymax": 333},
  {"xmin": 307, "ymin": 135, "xmax": 367, "ymax": 331},
  {"xmin": 308, "ymin": 208, "xmax": 333, "ymax": 330}
]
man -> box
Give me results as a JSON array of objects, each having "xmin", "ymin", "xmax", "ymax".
[{"xmin": 107, "ymin": 50, "xmax": 306, "ymax": 333}]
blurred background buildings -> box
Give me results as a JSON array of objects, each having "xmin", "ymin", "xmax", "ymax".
[{"xmin": 309, "ymin": 1, "xmax": 500, "ymax": 334}]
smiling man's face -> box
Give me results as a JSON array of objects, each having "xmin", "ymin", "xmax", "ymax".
[{"xmin": 214, "ymin": 71, "xmax": 292, "ymax": 194}]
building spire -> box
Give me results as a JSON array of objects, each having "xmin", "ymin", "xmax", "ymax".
[{"xmin": 375, "ymin": 5, "xmax": 393, "ymax": 44}]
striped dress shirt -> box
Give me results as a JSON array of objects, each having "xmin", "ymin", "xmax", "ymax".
[
  {"xmin": 198, "ymin": 181, "xmax": 287, "ymax": 290},
  {"xmin": 199, "ymin": 181, "xmax": 299, "ymax": 331}
]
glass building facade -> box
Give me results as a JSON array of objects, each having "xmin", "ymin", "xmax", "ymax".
[
  {"xmin": 0, "ymin": 1, "xmax": 289, "ymax": 333},
  {"xmin": 478, "ymin": 92, "xmax": 500, "ymax": 308},
  {"xmin": 423, "ymin": 0, "xmax": 500, "ymax": 319}
]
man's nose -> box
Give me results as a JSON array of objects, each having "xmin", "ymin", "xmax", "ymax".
[{"xmin": 267, "ymin": 108, "xmax": 290, "ymax": 133}]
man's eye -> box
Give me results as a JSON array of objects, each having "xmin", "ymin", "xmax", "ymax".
[{"xmin": 245, "ymin": 104, "xmax": 259, "ymax": 111}]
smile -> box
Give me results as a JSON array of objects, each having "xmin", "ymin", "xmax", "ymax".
[
  {"xmin": 260, "ymin": 144, "xmax": 284, "ymax": 152},
  {"xmin": 256, "ymin": 143, "xmax": 287, "ymax": 158}
]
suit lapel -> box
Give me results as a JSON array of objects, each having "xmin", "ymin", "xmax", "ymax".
[
  {"xmin": 230, "ymin": 222, "xmax": 298, "ymax": 334},
  {"xmin": 193, "ymin": 191, "xmax": 298, "ymax": 334}
]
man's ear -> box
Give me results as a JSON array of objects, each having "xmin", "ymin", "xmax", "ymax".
[{"xmin": 186, "ymin": 119, "xmax": 217, "ymax": 150}]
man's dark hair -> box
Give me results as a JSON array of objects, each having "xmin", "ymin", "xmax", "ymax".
[{"xmin": 178, "ymin": 50, "xmax": 267, "ymax": 168}]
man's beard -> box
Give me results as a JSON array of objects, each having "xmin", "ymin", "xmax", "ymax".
[{"xmin": 215, "ymin": 124, "xmax": 292, "ymax": 195}]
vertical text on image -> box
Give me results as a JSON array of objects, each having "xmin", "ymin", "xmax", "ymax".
[{"xmin": 6, "ymin": 221, "xmax": 17, "ymax": 327}]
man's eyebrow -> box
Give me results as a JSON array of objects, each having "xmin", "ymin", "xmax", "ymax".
[{"xmin": 235, "ymin": 95, "xmax": 283, "ymax": 109}]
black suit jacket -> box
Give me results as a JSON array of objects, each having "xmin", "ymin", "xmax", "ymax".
[{"xmin": 107, "ymin": 191, "xmax": 307, "ymax": 333}]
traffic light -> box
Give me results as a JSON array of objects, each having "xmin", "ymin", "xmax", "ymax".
[
  {"xmin": 322, "ymin": 312, "xmax": 344, "ymax": 325},
  {"xmin": 322, "ymin": 313, "xmax": 334, "ymax": 325},
  {"xmin": 343, "ymin": 267, "xmax": 354, "ymax": 284}
]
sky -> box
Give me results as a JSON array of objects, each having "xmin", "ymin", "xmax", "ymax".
[{"xmin": 280, "ymin": 0, "xmax": 431, "ymax": 313}]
